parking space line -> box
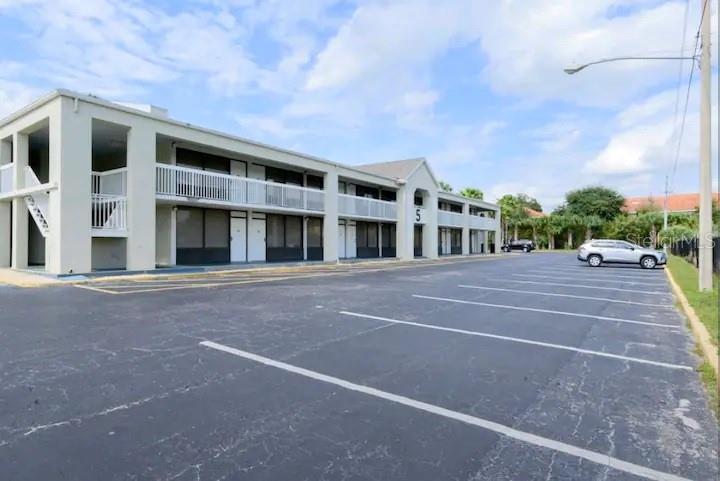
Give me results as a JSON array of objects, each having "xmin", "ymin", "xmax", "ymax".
[
  {"xmin": 199, "ymin": 340, "xmax": 691, "ymax": 481},
  {"xmin": 496, "ymin": 278, "xmax": 670, "ymax": 296},
  {"xmin": 412, "ymin": 295, "xmax": 680, "ymax": 329},
  {"xmin": 339, "ymin": 311, "xmax": 691, "ymax": 370},
  {"xmin": 514, "ymin": 274, "xmax": 664, "ymax": 286},
  {"xmin": 457, "ymin": 285, "xmax": 673, "ymax": 308},
  {"xmin": 530, "ymin": 269, "xmax": 667, "ymax": 282},
  {"xmin": 73, "ymin": 284, "xmax": 121, "ymax": 295}
]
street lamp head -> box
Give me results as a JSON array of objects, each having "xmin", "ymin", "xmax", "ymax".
[{"xmin": 563, "ymin": 66, "xmax": 581, "ymax": 75}]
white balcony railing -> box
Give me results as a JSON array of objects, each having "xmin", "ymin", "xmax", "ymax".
[
  {"xmin": 469, "ymin": 214, "xmax": 497, "ymax": 231},
  {"xmin": 438, "ymin": 210, "xmax": 465, "ymax": 228},
  {"xmin": 338, "ymin": 193, "xmax": 397, "ymax": 221},
  {"xmin": 0, "ymin": 163, "xmax": 13, "ymax": 195},
  {"xmin": 92, "ymin": 194, "xmax": 127, "ymax": 232},
  {"xmin": 156, "ymin": 163, "xmax": 325, "ymax": 213},
  {"xmin": 91, "ymin": 168, "xmax": 127, "ymax": 234}
]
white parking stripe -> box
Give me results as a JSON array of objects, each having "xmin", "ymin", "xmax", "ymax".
[
  {"xmin": 494, "ymin": 278, "xmax": 671, "ymax": 296},
  {"xmin": 457, "ymin": 285, "xmax": 673, "ymax": 308},
  {"xmin": 200, "ymin": 340, "xmax": 692, "ymax": 481},
  {"xmin": 339, "ymin": 311, "xmax": 691, "ymax": 370},
  {"xmin": 531, "ymin": 269, "xmax": 667, "ymax": 282},
  {"xmin": 514, "ymin": 274, "xmax": 664, "ymax": 286},
  {"xmin": 412, "ymin": 295, "xmax": 679, "ymax": 329}
]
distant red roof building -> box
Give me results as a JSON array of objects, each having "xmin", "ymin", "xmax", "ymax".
[
  {"xmin": 623, "ymin": 193, "xmax": 719, "ymax": 214},
  {"xmin": 525, "ymin": 207, "xmax": 545, "ymax": 218}
]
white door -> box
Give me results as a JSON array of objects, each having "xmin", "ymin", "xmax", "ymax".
[
  {"xmin": 230, "ymin": 214, "xmax": 247, "ymax": 262},
  {"xmin": 338, "ymin": 221, "xmax": 346, "ymax": 258},
  {"xmin": 248, "ymin": 213, "xmax": 266, "ymax": 262}
]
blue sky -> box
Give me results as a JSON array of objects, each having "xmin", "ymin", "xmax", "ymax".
[{"xmin": 0, "ymin": 0, "xmax": 717, "ymax": 209}]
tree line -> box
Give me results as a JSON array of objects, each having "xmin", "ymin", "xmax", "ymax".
[{"xmin": 497, "ymin": 186, "xmax": 720, "ymax": 250}]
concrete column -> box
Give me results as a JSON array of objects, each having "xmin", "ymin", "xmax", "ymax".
[
  {"xmin": 303, "ymin": 216, "xmax": 308, "ymax": 260},
  {"xmin": 378, "ymin": 221, "xmax": 382, "ymax": 257},
  {"xmin": 493, "ymin": 211, "xmax": 502, "ymax": 253},
  {"xmin": 461, "ymin": 203, "xmax": 470, "ymax": 256},
  {"xmin": 424, "ymin": 191, "xmax": 438, "ymax": 259},
  {"xmin": 322, "ymin": 169, "xmax": 338, "ymax": 262},
  {"xmin": 396, "ymin": 186, "xmax": 414, "ymax": 260},
  {"xmin": 0, "ymin": 138, "xmax": 12, "ymax": 267},
  {"xmin": 11, "ymin": 132, "xmax": 29, "ymax": 269},
  {"xmin": 126, "ymin": 125, "xmax": 157, "ymax": 270},
  {"xmin": 46, "ymin": 99, "xmax": 92, "ymax": 274},
  {"xmin": 155, "ymin": 204, "xmax": 175, "ymax": 266},
  {"xmin": 482, "ymin": 231, "xmax": 489, "ymax": 254}
]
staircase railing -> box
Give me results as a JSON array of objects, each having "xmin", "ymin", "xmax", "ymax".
[{"xmin": 24, "ymin": 166, "xmax": 50, "ymax": 237}]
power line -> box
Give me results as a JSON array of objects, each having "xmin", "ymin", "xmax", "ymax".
[{"xmin": 668, "ymin": 0, "xmax": 708, "ymax": 191}]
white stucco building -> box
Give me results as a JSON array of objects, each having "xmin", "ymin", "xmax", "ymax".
[{"xmin": 0, "ymin": 90, "xmax": 501, "ymax": 275}]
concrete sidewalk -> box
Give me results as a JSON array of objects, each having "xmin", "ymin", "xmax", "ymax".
[{"xmin": 0, "ymin": 269, "xmax": 64, "ymax": 288}]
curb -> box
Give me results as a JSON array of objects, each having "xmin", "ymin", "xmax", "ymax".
[{"xmin": 665, "ymin": 267, "xmax": 719, "ymax": 378}]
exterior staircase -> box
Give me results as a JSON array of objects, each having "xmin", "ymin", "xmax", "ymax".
[{"xmin": 24, "ymin": 166, "xmax": 50, "ymax": 237}]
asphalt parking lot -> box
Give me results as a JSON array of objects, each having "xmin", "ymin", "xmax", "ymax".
[{"xmin": 0, "ymin": 253, "xmax": 717, "ymax": 480}]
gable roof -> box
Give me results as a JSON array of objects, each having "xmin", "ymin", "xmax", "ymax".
[
  {"xmin": 623, "ymin": 193, "xmax": 720, "ymax": 213},
  {"xmin": 355, "ymin": 157, "xmax": 439, "ymax": 188},
  {"xmin": 355, "ymin": 158, "xmax": 425, "ymax": 179}
]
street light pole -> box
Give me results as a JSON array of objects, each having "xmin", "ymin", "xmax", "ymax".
[
  {"xmin": 697, "ymin": 0, "xmax": 713, "ymax": 291},
  {"xmin": 564, "ymin": 26, "xmax": 713, "ymax": 289},
  {"xmin": 663, "ymin": 175, "xmax": 669, "ymax": 253}
]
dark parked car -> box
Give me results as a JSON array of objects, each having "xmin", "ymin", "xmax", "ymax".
[{"xmin": 501, "ymin": 239, "xmax": 535, "ymax": 253}]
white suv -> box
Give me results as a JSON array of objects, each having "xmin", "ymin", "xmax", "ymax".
[{"xmin": 577, "ymin": 239, "xmax": 667, "ymax": 269}]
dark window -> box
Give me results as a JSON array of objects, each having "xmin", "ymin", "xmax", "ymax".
[
  {"xmin": 414, "ymin": 195, "xmax": 424, "ymax": 206},
  {"xmin": 307, "ymin": 218, "xmax": 323, "ymax": 247},
  {"xmin": 306, "ymin": 174, "xmax": 324, "ymax": 190},
  {"xmin": 176, "ymin": 148, "xmax": 230, "ymax": 173},
  {"xmin": 204, "ymin": 210, "xmax": 229, "ymax": 248},
  {"xmin": 414, "ymin": 225, "xmax": 423, "ymax": 257},
  {"xmin": 451, "ymin": 229, "xmax": 462, "ymax": 254},
  {"xmin": 267, "ymin": 215, "xmax": 285, "ymax": 248},
  {"xmin": 266, "ymin": 214, "xmax": 304, "ymax": 262},
  {"xmin": 285, "ymin": 216, "xmax": 302, "ymax": 248},
  {"xmin": 356, "ymin": 221, "xmax": 379, "ymax": 258},
  {"xmin": 266, "ymin": 166, "xmax": 303, "ymax": 185},
  {"xmin": 177, "ymin": 208, "xmax": 204, "ymax": 248},
  {"xmin": 381, "ymin": 224, "xmax": 396, "ymax": 248},
  {"xmin": 380, "ymin": 190, "xmax": 396, "ymax": 202},
  {"xmin": 381, "ymin": 223, "xmax": 396, "ymax": 258},
  {"xmin": 176, "ymin": 207, "xmax": 230, "ymax": 264},
  {"xmin": 307, "ymin": 217, "xmax": 324, "ymax": 261},
  {"xmin": 338, "ymin": 181, "xmax": 347, "ymax": 194},
  {"xmin": 450, "ymin": 204, "xmax": 462, "ymax": 213},
  {"xmin": 356, "ymin": 184, "xmax": 380, "ymax": 199}
]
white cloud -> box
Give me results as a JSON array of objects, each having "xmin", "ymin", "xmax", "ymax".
[
  {"xmin": 0, "ymin": 79, "xmax": 43, "ymax": 119},
  {"xmin": 478, "ymin": 0, "xmax": 707, "ymax": 107},
  {"xmin": 585, "ymin": 75, "xmax": 718, "ymax": 179}
]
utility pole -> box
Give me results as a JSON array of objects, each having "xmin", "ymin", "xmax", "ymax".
[
  {"xmin": 663, "ymin": 175, "xmax": 669, "ymax": 253},
  {"xmin": 697, "ymin": 0, "xmax": 713, "ymax": 291}
]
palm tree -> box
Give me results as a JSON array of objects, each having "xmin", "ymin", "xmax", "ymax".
[
  {"xmin": 527, "ymin": 216, "xmax": 546, "ymax": 247},
  {"xmin": 560, "ymin": 214, "xmax": 581, "ymax": 248},
  {"xmin": 582, "ymin": 215, "xmax": 604, "ymax": 241},
  {"xmin": 546, "ymin": 214, "xmax": 564, "ymax": 250},
  {"xmin": 459, "ymin": 187, "xmax": 483, "ymax": 200}
]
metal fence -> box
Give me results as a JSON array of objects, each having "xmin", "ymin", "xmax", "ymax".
[{"xmin": 669, "ymin": 236, "xmax": 720, "ymax": 273}]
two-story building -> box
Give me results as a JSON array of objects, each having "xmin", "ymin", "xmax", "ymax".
[{"xmin": 0, "ymin": 90, "xmax": 501, "ymax": 275}]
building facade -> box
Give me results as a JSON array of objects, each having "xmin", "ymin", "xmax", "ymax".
[{"xmin": 0, "ymin": 90, "xmax": 501, "ymax": 275}]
